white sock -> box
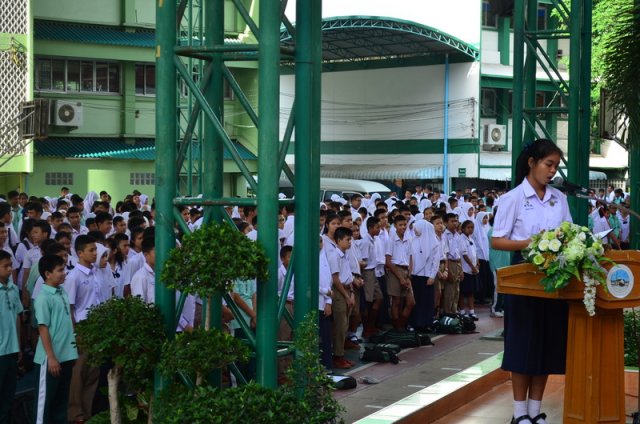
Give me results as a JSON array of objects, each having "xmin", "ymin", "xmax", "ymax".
[
  {"xmin": 459, "ymin": 309, "xmax": 467, "ymax": 315},
  {"xmin": 514, "ymin": 400, "xmax": 529, "ymax": 419},
  {"xmin": 528, "ymin": 399, "xmax": 545, "ymax": 422},
  {"xmin": 469, "ymin": 309, "xmax": 475, "ymax": 315}
]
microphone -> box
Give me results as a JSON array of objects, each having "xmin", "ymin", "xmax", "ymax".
[{"xmin": 551, "ymin": 176, "xmax": 590, "ymax": 195}]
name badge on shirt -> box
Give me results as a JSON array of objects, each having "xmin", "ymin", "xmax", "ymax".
[{"xmin": 523, "ymin": 199, "xmax": 534, "ymax": 211}]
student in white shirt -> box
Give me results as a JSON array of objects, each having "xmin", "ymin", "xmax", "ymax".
[
  {"xmin": 385, "ymin": 215, "xmax": 414, "ymax": 331},
  {"xmin": 492, "ymin": 139, "xmax": 572, "ymax": 424},
  {"xmin": 328, "ymin": 227, "xmax": 354, "ymax": 369},
  {"xmin": 318, "ymin": 237, "xmax": 333, "ymax": 371},
  {"xmin": 459, "ymin": 220, "xmax": 479, "ymax": 320},
  {"xmin": 409, "ymin": 220, "xmax": 439, "ymax": 332}
]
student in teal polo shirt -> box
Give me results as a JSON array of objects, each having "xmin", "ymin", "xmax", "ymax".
[
  {"xmin": 33, "ymin": 255, "xmax": 78, "ymax": 424},
  {"xmin": 0, "ymin": 250, "xmax": 21, "ymax": 424}
]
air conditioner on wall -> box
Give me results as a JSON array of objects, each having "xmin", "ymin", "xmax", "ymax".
[
  {"xmin": 482, "ymin": 124, "xmax": 507, "ymax": 151},
  {"xmin": 53, "ymin": 101, "xmax": 83, "ymax": 127}
]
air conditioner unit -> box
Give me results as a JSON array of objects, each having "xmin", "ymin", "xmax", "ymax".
[
  {"xmin": 483, "ymin": 124, "xmax": 507, "ymax": 150},
  {"xmin": 53, "ymin": 101, "xmax": 83, "ymax": 127}
]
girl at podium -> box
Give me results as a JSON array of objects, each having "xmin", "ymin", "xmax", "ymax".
[{"xmin": 492, "ymin": 139, "xmax": 572, "ymax": 424}]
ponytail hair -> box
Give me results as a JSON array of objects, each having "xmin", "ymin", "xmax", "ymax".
[{"xmin": 514, "ymin": 139, "xmax": 564, "ymax": 184}]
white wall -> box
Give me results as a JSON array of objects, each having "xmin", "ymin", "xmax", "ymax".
[{"xmin": 280, "ymin": 63, "xmax": 480, "ymax": 142}]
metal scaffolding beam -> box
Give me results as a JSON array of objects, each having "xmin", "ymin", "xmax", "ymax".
[
  {"xmin": 511, "ymin": 0, "xmax": 592, "ymax": 225},
  {"xmin": 154, "ymin": 0, "xmax": 321, "ymax": 393}
]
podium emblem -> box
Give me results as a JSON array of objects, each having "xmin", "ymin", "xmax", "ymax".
[{"xmin": 606, "ymin": 264, "xmax": 634, "ymax": 299}]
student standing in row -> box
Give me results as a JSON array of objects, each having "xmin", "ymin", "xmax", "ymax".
[{"xmin": 0, "ymin": 250, "xmax": 21, "ymax": 424}]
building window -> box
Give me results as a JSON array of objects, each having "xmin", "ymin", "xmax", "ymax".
[
  {"xmin": 45, "ymin": 172, "xmax": 73, "ymax": 186},
  {"xmin": 35, "ymin": 57, "xmax": 120, "ymax": 94},
  {"xmin": 482, "ymin": 0, "xmax": 498, "ymax": 28},
  {"xmin": 481, "ymin": 88, "xmax": 498, "ymax": 117},
  {"xmin": 135, "ymin": 64, "xmax": 156, "ymax": 95},
  {"xmin": 130, "ymin": 172, "xmax": 155, "ymax": 185},
  {"xmin": 538, "ymin": 5, "xmax": 549, "ymax": 30}
]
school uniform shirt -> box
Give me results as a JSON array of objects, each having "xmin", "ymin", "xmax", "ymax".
[
  {"xmin": 176, "ymin": 293, "xmax": 196, "ymax": 332},
  {"xmin": 126, "ymin": 251, "xmax": 146, "ymax": 279},
  {"xmin": 459, "ymin": 234, "xmax": 478, "ymax": 274},
  {"xmin": 321, "ymin": 234, "xmax": 338, "ymax": 258},
  {"xmin": 70, "ymin": 225, "xmax": 89, "ymax": 243},
  {"xmin": 347, "ymin": 245, "xmax": 362, "ymax": 276},
  {"xmin": 618, "ymin": 213, "xmax": 630, "ymax": 243},
  {"xmin": 33, "ymin": 284, "xmax": 78, "ymax": 365},
  {"xmin": 0, "ymin": 281, "xmax": 23, "ymax": 356},
  {"xmin": 11, "ymin": 207, "xmax": 22, "ymax": 235},
  {"xmin": 131, "ymin": 263, "xmax": 155, "ymax": 303},
  {"xmin": 328, "ymin": 249, "xmax": 353, "ymax": 286},
  {"xmin": 318, "ymin": 249, "xmax": 333, "ymax": 310},
  {"xmin": 283, "ymin": 215, "xmax": 295, "ymax": 240},
  {"xmin": 110, "ymin": 261, "xmax": 128, "ymax": 298},
  {"xmin": 589, "ymin": 208, "xmax": 611, "ymax": 242},
  {"xmin": 385, "ymin": 231, "xmax": 411, "ymax": 267},
  {"xmin": 493, "ymin": 178, "xmax": 572, "ymax": 241},
  {"xmin": 374, "ymin": 229, "xmax": 389, "ymax": 277},
  {"xmin": 436, "ymin": 234, "xmax": 448, "ymax": 261},
  {"xmin": 360, "ymin": 232, "xmax": 377, "ymax": 271},
  {"xmin": 5, "ymin": 225, "xmax": 19, "ymax": 251},
  {"xmin": 64, "ymin": 264, "xmax": 101, "ymax": 323},
  {"xmin": 278, "ymin": 264, "xmax": 294, "ymax": 301},
  {"xmin": 444, "ymin": 229, "xmax": 461, "ymax": 261}
]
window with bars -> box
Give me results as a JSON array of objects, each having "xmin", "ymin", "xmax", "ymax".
[
  {"xmin": 135, "ymin": 63, "xmax": 234, "ymax": 99},
  {"xmin": 45, "ymin": 172, "xmax": 73, "ymax": 186},
  {"xmin": 130, "ymin": 172, "xmax": 155, "ymax": 185},
  {"xmin": 35, "ymin": 57, "xmax": 120, "ymax": 94},
  {"xmin": 482, "ymin": 0, "xmax": 498, "ymax": 28}
]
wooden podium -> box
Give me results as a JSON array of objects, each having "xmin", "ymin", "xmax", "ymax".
[{"xmin": 497, "ymin": 250, "xmax": 640, "ymax": 424}]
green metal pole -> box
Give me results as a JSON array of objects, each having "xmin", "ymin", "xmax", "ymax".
[
  {"xmin": 293, "ymin": 0, "xmax": 321, "ymax": 335},
  {"xmin": 256, "ymin": 0, "xmax": 280, "ymax": 389},
  {"xmin": 567, "ymin": 0, "xmax": 585, "ymax": 222},
  {"xmin": 574, "ymin": 0, "xmax": 592, "ymax": 226},
  {"xmin": 524, "ymin": 0, "xmax": 538, "ymax": 145},
  {"xmin": 154, "ymin": 0, "xmax": 177, "ymax": 396},
  {"xmin": 204, "ymin": 0, "xmax": 225, "ymax": 387},
  {"xmin": 512, "ymin": 0, "xmax": 525, "ymax": 182}
]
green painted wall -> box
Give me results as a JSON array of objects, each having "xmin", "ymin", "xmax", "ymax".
[
  {"xmin": 33, "ymin": 0, "xmax": 122, "ymax": 26},
  {"xmin": 23, "ymin": 157, "xmax": 256, "ymax": 200}
]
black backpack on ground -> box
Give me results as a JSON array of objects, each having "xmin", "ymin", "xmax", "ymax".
[
  {"xmin": 368, "ymin": 330, "xmax": 434, "ymax": 348},
  {"xmin": 361, "ymin": 344, "xmax": 400, "ymax": 364}
]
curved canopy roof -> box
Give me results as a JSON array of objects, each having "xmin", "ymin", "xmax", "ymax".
[{"xmin": 280, "ymin": 16, "xmax": 479, "ymax": 65}]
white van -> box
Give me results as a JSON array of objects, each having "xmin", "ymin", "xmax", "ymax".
[{"xmin": 279, "ymin": 177, "xmax": 391, "ymax": 202}]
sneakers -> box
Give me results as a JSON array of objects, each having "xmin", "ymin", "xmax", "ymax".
[
  {"xmin": 344, "ymin": 339, "xmax": 360, "ymax": 350},
  {"xmin": 349, "ymin": 334, "xmax": 362, "ymax": 343},
  {"xmin": 490, "ymin": 310, "xmax": 504, "ymax": 318},
  {"xmin": 468, "ymin": 313, "xmax": 479, "ymax": 321},
  {"xmin": 332, "ymin": 357, "xmax": 353, "ymax": 369},
  {"xmin": 511, "ymin": 415, "xmax": 532, "ymax": 424}
]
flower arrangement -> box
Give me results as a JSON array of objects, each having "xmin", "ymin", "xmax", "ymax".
[{"xmin": 523, "ymin": 221, "xmax": 610, "ymax": 316}]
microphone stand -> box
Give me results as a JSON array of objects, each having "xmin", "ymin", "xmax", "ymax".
[{"xmin": 564, "ymin": 190, "xmax": 640, "ymax": 221}]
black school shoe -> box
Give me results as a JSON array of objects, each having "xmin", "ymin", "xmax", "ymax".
[
  {"xmin": 531, "ymin": 413, "xmax": 547, "ymax": 423},
  {"xmin": 511, "ymin": 415, "xmax": 532, "ymax": 424}
]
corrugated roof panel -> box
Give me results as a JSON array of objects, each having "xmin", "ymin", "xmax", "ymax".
[
  {"xmin": 34, "ymin": 138, "xmax": 256, "ymax": 161},
  {"xmin": 35, "ymin": 21, "xmax": 155, "ymax": 48}
]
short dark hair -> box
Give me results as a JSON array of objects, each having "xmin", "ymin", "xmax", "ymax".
[
  {"xmin": 280, "ymin": 245, "xmax": 293, "ymax": 258},
  {"xmin": 128, "ymin": 216, "xmax": 146, "ymax": 232},
  {"xmin": 75, "ymin": 235, "xmax": 97, "ymax": 253},
  {"xmin": 393, "ymin": 215, "xmax": 407, "ymax": 224},
  {"xmin": 67, "ymin": 206, "xmax": 80, "ymax": 216},
  {"xmin": 39, "ymin": 254, "xmax": 65, "ymax": 279},
  {"xmin": 87, "ymin": 230, "xmax": 105, "ymax": 243},
  {"xmin": 444, "ymin": 213, "xmax": 458, "ymax": 223},
  {"xmin": 113, "ymin": 216, "xmax": 125, "ymax": 225},
  {"xmin": 25, "ymin": 202, "xmax": 43, "ymax": 215},
  {"xmin": 44, "ymin": 242, "xmax": 67, "ymax": 256},
  {"xmin": 0, "ymin": 250, "xmax": 11, "ymax": 263},
  {"xmin": 54, "ymin": 231, "xmax": 72, "ymax": 242},
  {"xmin": 51, "ymin": 211, "xmax": 63, "ymax": 220},
  {"xmin": 95, "ymin": 212, "xmax": 113, "ymax": 225},
  {"xmin": 141, "ymin": 237, "xmax": 155, "ymax": 254},
  {"xmin": 31, "ymin": 220, "xmax": 52, "ymax": 238},
  {"xmin": 0, "ymin": 202, "xmax": 11, "ymax": 219},
  {"xmin": 7, "ymin": 190, "xmax": 19, "ymax": 199},
  {"xmin": 334, "ymin": 226, "xmax": 353, "ymax": 241},
  {"xmin": 366, "ymin": 216, "xmax": 380, "ymax": 230},
  {"xmin": 85, "ymin": 218, "xmax": 96, "ymax": 228}
]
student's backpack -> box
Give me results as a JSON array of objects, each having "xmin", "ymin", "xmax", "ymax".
[
  {"xmin": 435, "ymin": 315, "xmax": 463, "ymax": 334},
  {"xmin": 361, "ymin": 345, "xmax": 400, "ymax": 364},
  {"xmin": 368, "ymin": 330, "xmax": 434, "ymax": 348}
]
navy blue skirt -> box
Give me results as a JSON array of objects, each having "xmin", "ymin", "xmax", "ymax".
[{"xmin": 501, "ymin": 252, "xmax": 569, "ymax": 375}]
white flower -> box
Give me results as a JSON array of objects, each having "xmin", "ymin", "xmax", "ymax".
[
  {"xmin": 578, "ymin": 232, "xmax": 587, "ymax": 241},
  {"xmin": 548, "ymin": 239, "xmax": 562, "ymax": 252},
  {"xmin": 538, "ymin": 239, "xmax": 550, "ymax": 251}
]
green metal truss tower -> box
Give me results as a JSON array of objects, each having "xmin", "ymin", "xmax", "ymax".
[
  {"xmin": 511, "ymin": 0, "xmax": 592, "ymax": 225},
  {"xmin": 155, "ymin": 0, "xmax": 321, "ymax": 392}
]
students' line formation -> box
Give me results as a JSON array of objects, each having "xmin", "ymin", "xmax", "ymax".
[{"xmin": 0, "ymin": 187, "xmax": 174, "ymax": 424}]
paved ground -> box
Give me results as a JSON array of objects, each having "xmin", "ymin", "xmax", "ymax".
[{"xmin": 334, "ymin": 303, "xmax": 506, "ymax": 423}]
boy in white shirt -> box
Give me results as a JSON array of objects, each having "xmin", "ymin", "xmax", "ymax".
[
  {"xmin": 130, "ymin": 238, "xmax": 156, "ymax": 302},
  {"xmin": 385, "ymin": 215, "xmax": 414, "ymax": 330},
  {"xmin": 318, "ymin": 237, "xmax": 333, "ymax": 371},
  {"xmin": 328, "ymin": 227, "xmax": 354, "ymax": 369}
]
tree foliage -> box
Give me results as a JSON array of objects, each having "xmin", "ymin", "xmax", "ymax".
[
  {"xmin": 75, "ymin": 296, "xmax": 166, "ymax": 391},
  {"xmin": 161, "ymin": 221, "xmax": 269, "ymax": 297},
  {"xmin": 159, "ymin": 328, "xmax": 249, "ymax": 381}
]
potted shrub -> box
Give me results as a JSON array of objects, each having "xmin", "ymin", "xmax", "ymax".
[{"xmin": 76, "ymin": 296, "xmax": 166, "ymax": 424}]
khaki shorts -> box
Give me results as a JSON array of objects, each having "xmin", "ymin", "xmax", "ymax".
[
  {"xmin": 362, "ymin": 269, "xmax": 383, "ymax": 302},
  {"xmin": 387, "ymin": 266, "xmax": 411, "ymax": 297}
]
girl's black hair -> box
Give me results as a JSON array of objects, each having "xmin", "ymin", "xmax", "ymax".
[
  {"xmin": 461, "ymin": 219, "xmax": 475, "ymax": 231},
  {"xmin": 322, "ymin": 213, "xmax": 341, "ymax": 235},
  {"xmin": 107, "ymin": 236, "xmax": 125, "ymax": 266},
  {"xmin": 515, "ymin": 138, "xmax": 564, "ymax": 184}
]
